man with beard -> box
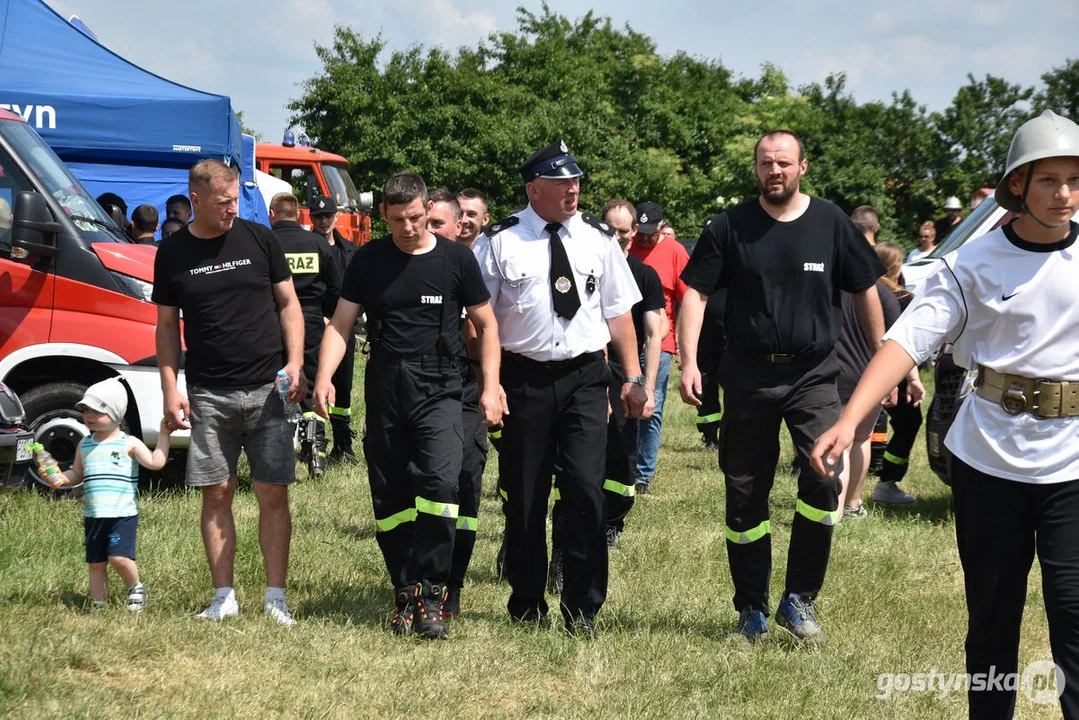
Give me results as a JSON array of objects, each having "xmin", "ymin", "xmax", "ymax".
[{"xmin": 677, "ymin": 130, "xmax": 885, "ymax": 646}]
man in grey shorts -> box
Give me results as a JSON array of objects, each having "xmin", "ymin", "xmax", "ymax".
[{"xmin": 153, "ymin": 159, "xmax": 307, "ymax": 625}]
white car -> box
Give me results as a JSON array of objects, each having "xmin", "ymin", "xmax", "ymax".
[{"xmin": 901, "ymin": 197, "xmax": 1015, "ymax": 296}]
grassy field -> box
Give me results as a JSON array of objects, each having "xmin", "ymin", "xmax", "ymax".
[{"xmin": 0, "ymin": 366, "xmax": 1063, "ymax": 719}]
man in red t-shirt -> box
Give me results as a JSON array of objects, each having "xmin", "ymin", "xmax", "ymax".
[{"xmin": 629, "ymin": 202, "xmax": 689, "ymax": 493}]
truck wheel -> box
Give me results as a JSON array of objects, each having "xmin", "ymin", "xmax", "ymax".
[{"xmin": 20, "ymin": 382, "xmax": 90, "ymax": 479}]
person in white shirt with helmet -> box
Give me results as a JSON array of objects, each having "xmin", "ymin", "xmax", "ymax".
[{"xmin": 812, "ymin": 110, "xmax": 1079, "ymax": 719}]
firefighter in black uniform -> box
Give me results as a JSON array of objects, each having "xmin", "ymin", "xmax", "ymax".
[
  {"xmin": 309, "ymin": 196, "xmax": 359, "ymax": 462},
  {"xmin": 678, "ymin": 130, "xmax": 885, "ymax": 646},
  {"xmin": 313, "ymin": 172, "xmax": 503, "ymax": 640},
  {"xmin": 269, "ymin": 192, "xmax": 340, "ymax": 477},
  {"xmin": 598, "ymin": 199, "xmax": 665, "ymax": 545},
  {"xmin": 472, "ymin": 141, "xmax": 648, "ymax": 637},
  {"xmin": 426, "ymin": 188, "xmax": 486, "ymax": 619}
]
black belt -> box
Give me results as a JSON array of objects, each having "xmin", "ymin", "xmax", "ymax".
[
  {"xmin": 735, "ymin": 350, "xmax": 819, "ymax": 365},
  {"xmin": 368, "ymin": 346, "xmax": 450, "ymax": 364},
  {"xmin": 502, "ymin": 350, "xmax": 604, "ymax": 372}
]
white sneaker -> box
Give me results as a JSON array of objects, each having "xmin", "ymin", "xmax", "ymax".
[
  {"xmin": 127, "ymin": 584, "xmax": 148, "ymax": 612},
  {"xmin": 264, "ymin": 597, "xmax": 296, "ymax": 626},
  {"xmin": 198, "ymin": 594, "xmax": 239, "ymax": 621},
  {"xmin": 872, "ymin": 481, "xmax": 915, "ymax": 505}
]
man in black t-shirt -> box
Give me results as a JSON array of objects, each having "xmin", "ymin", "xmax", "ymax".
[
  {"xmin": 131, "ymin": 204, "xmax": 159, "ymax": 245},
  {"xmin": 678, "ymin": 130, "xmax": 885, "ymax": 646},
  {"xmin": 309, "ymin": 196, "xmax": 359, "ymax": 463},
  {"xmin": 312, "ymin": 172, "xmax": 504, "ymax": 640},
  {"xmin": 600, "ymin": 199, "xmax": 664, "ymax": 542},
  {"xmin": 425, "ymin": 187, "xmax": 484, "ymax": 619},
  {"xmin": 153, "ymin": 160, "xmax": 307, "ymax": 626},
  {"xmin": 270, "ymin": 192, "xmax": 341, "ymax": 478}
]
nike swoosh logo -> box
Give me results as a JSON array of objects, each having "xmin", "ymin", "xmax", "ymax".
[{"xmin": 1002, "ymin": 291, "xmax": 1020, "ymax": 301}]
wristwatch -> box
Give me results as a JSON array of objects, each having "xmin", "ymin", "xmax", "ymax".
[{"xmin": 624, "ymin": 374, "xmax": 646, "ymax": 386}]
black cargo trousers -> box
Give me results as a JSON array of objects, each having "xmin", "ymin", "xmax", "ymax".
[
  {"xmin": 719, "ymin": 350, "xmax": 843, "ymax": 615},
  {"xmin": 363, "ymin": 349, "xmax": 463, "ymax": 590},
  {"xmin": 449, "ymin": 364, "xmax": 489, "ymax": 589},
  {"xmin": 498, "ymin": 350, "xmax": 609, "ymax": 624}
]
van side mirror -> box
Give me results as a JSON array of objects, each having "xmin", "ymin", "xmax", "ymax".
[{"xmin": 12, "ymin": 191, "xmax": 60, "ymax": 260}]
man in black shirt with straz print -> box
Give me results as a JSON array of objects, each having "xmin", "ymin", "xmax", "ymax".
[
  {"xmin": 678, "ymin": 130, "xmax": 885, "ymax": 647},
  {"xmin": 312, "ymin": 172, "xmax": 504, "ymax": 641},
  {"xmin": 153, "ymin": 159, "xmax": 307, "ymax": 626}
]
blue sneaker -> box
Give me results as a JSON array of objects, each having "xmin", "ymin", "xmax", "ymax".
[
  {"xmin": 776, "ymin": 593, "xmax": 825, "ymax": 646},
  {"xmin": 733, "ymin": 607, "xmax": 770, "ymax": 643}
]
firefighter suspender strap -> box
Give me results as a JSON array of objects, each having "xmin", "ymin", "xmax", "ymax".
[{"xmin": 438, "ymin": 237, "xmax": 454, "ymax": 358}]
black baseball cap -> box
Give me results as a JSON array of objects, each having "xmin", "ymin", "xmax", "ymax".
[
  {"xmin": 635, "ymin": 201, "xmax": 663, "ymax": 234},
  {"xmin": 310, "ymin": 196, "xmax": 337, "ymax": 216},
  {"xmin": 518, "ymin": 139, "xmax": 584, "ymax": 183},
  {"xmin": 96, "ymin": 192, "xmax": 128, "ymax": 215}
]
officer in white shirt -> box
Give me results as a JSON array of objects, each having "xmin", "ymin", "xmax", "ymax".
[
  {"xmin": 472, "ymin": 140, "xmax": 648, "ymax": 636},
  {"xmin": 812, "ymin": 110, "xmax": 1079, "ymax": 719}
]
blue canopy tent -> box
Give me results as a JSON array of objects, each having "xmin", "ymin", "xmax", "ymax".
[
  {"xmin": 0, "ymin": 0, "xmax": 247, "ymax": 232},
  {"xmin": 240, "ymin": 134, "xmax": 269, "ymax": 226}
]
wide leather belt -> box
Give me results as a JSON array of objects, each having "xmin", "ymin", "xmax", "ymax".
[{"xmin": 975, "ymin": 365, "xmax": 1079, "ymax": 418}]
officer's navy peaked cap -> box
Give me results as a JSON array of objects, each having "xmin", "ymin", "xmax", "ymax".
[{"xmin": 518, "ymin": 139, "xmax": 584, "ymax": 183}]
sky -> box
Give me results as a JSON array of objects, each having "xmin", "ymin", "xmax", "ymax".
[{"xmin": 45, "ymin": 0, "xmax": 1079, "ymax": 142}]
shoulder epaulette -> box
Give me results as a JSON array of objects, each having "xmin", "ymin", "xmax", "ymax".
[
  {"xmin": 581, "ymin": 212, "xmax": 614, "ymax": 237},
  {"xmin": 484, "ymin": 216, "xmax": 520, "ymax": 237}
]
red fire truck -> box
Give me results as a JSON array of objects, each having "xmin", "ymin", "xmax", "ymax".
[{"xmin": 256, "ymin": 132, "xmax": 372, "ymax": 245}]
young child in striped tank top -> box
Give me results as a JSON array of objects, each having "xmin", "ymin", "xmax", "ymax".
[{"xmin": 48, "ymin": 378, "xmax": 172, "ymax": 611}]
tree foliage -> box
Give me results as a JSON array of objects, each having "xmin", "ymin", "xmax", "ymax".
[{"xmin": 288, "ymin": 6, "xmax": 1079, "ymax": 248}]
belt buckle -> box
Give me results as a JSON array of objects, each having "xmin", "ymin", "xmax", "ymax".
[
  {"xmin": 1000, "ymin": 381, "xmax": 1027, "ymax": 416},
  {"xmin": 1031, "ymin": 378, "xmax": 1053, "ymax": 418}
]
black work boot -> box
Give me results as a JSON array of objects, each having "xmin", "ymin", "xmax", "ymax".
[
  {"xmin": 413, "ymin": 582, "xmax": 448, "ymax": 639},
  {"xmin": 547, "ymin": 549, "xmax": 563, "ymax": 594},
  {"xmin": 328, "ymin": 417, "xmax": 358, "ymax": 464},
  {"xmin": 442, "ymin": 585, "xmax": 461, "ymax": 620},
  {"xmin": 605, "ymin": 525, "xmax": 620, "ymax": 550},
  {"xmin": 700, "ymin": 426, "xmax": 720, "ymax": 451},
  {"xmin": 297, "ymin": 418, "xmax": 313, "ymax": 465},
  {"xmin": 310, "ymin": 420, "xmax": 328, "ymax": 479},
  {"xmin": 495, "ymin": 527, "xmax": 508, "ymax": 581},
  {"xmin": 391, "ymin": 585, "xmax": 416, "ymax": 637}
]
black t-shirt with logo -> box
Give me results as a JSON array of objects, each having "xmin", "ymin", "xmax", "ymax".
[
  {"xmin": 152, "ymin": 219, "xmax": 291, "ymax": 387},
  {"xmin": 625, "ymin": 253, "xmax": 665, "ymax": 353},
  {"xmin": 681, "ymin": 197, "xmax": 884, "ymax": 356},
  {"xmin": 341, "ymin": 234, "xmax": 490, "ymax": 357}
]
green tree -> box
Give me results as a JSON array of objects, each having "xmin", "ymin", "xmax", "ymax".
[
  {"xmin": 288, "ymin": 6, "xmax": 1063, "ymax": 249},
  {"xmin": 1033, "ymin": 58, "xmax": 1079, "ymax": 120},
  {"xmin": 934, "ymin": 74, "xmax": 1034, "ymax": 198}
]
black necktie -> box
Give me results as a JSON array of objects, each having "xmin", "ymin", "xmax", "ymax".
[{"xmin": 545, "ymin": 222, "xmax": 580, "ymax": 320}]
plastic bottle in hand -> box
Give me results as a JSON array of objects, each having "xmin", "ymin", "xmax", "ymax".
[
  {"xmin": 276, "ymin": 370, "xmax": 302, "ymax": 424},
  {"xmin": 30, "ymin": 442, "xmax": 64, "ymax": 488}
]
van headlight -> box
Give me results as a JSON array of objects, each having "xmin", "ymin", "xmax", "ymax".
[{"xmin": 110, "ymin": 271, "xmax": 154, "ymax": 303}]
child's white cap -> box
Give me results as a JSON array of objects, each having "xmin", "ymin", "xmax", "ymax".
[{"xmin": 76, "ymin": 378, "xmax": 127, "ymax": 424}]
